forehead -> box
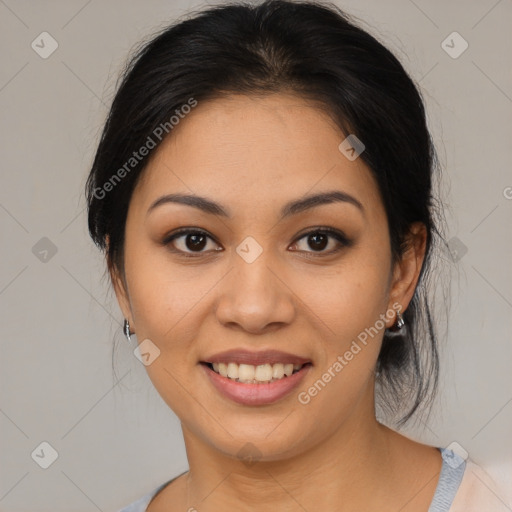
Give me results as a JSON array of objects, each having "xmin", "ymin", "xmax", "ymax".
[{"xmin": 132, "ymin": 93, "xmax": 382, "ymax": 219}]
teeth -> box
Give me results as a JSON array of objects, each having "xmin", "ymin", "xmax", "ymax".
[
  {"xmin": 227, "ymin": 362, "xmax": 238, "ymax": 379},
  {"xmin": 209, "ymin": 361, "xmax": 305, "ymax": 383},
  {"xmin": 255, "ymin": 364, "xmax": 273, "ymax": 381},
  {"xmin": 239, "ymin": 363, "xmax": 255, "ymax": 381},
  {"xmin": 218, "ymin": 362, "xmax": 228, "ymax": 377},
  {"xmin": 272, "ymin": 364, "xmax": 284, "ymax": 379}
]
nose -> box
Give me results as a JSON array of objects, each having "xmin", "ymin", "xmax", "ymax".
[{"xmin": 214, "ymin": 249, "xmax": 296, "ymax": 334}]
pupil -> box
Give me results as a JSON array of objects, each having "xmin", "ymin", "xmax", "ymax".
[
  {"xmin": 309, "ymin": 233, "xmax": 327, "ymax": 251},
  {"xmin": 186, "ymin": 234, "xmax": 207, "ymax": 251}
]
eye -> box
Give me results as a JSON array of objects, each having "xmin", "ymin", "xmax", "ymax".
[
  {"xmin": 162, "ymin": 226, "xmax": 351, "ymax": 258},
  {"xmin": 163, "ymin": 228, "xmax": 222, "ymax": 256},
  {"xmin": 289, "ymin": 228, "xmax": 351, "ymax": 255}
]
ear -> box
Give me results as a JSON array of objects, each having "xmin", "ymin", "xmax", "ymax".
[
  {"xmin": 386, "ymin": 222, "xmax": 427, "ymax": 327},
  {"xmin": 106, "ymin": 237, "xmax": 135, "ymax": 330}
]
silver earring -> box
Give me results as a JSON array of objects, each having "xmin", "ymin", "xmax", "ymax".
[
  {"xmin": 123, "ymin": 319, "xmax": 132, "ymax": 341},
  {"xmin": 395, "ymin": 310, "xmax": 405, "ymax": 330}
]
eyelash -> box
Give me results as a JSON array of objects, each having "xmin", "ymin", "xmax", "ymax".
[{"xmin": 162, "ymin": 227, "xmax": 352, "ymax": 259}]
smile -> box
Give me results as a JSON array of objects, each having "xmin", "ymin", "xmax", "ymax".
[
  {"xmin": 200, "ymin": 361, "xmax": 312, "ymax": 405},
  {"xmin": 205, "ymin": 361, "xmax": 307, "ymax": 384}
]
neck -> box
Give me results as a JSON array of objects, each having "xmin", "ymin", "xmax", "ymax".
[{"xmin": 180, "ymin": 390, "xmax": 397, "ymax": 511}]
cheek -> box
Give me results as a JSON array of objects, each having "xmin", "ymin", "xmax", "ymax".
[
  {"xmin": 298, "ymin": 248, "xmax": 391, "ymax": 341},
  {"xmin": 123, "ymin": 242, "xmax": 203, "ymax": 338},
  {"xmin": 293, "ymin": 267, "xmax": 388, "ymax": 429},
  {"xmin": 122, "ymin": 248, "xmax": 206, "ymax": 412},
  {"xmin": 292, "ymin": 236, "xmax": 391, "ymax": 393}
]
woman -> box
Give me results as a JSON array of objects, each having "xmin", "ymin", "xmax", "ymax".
[{"xmin": 86, "ymin": 1, "xmax": 505, "ymax": 510}]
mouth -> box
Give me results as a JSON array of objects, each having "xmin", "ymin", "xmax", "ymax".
[
  {"xmin": 199, "ymin": 349, "xmax": 313, "ymax": 405},
  {"xmin": 200, "ymin": 355, "xmax": 313, "ymax": 406},
  {"xmin": 201, "ymin": 361, "xmax": 312, "ymax": 384}
]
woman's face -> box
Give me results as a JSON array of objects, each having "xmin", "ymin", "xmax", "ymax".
[{"xmin": 114, "ymin": 93, "xmax": 419, "ymax": 461}]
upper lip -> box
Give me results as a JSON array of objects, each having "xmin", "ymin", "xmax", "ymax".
[{"xmin": 202, "ymin": 349, "xmax": 311, "ymax": 367}]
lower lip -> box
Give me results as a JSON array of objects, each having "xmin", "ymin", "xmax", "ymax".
[{"xmin": 201, "ymin": 363, "xmax": 312, "ymax": 406}]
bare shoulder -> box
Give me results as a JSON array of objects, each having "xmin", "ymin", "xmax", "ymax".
[{"xmin": 451, "ymin": 459, "xmax": 512, "ymax": 511}]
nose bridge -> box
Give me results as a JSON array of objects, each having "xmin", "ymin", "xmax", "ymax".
[{"xmin": 214, "ymin": 236, "xmax": 295, "ymax": 332}]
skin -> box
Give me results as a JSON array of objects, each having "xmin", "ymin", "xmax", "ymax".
[{"xmin": 111, "ymin": 93, "xmax": 442, "ymax": 511}]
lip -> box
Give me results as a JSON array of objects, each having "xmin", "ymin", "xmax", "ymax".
[
  {"xmin": 201, "ymin": 362, "xmax": 312, "ymax": 406},
  {"xmin": 202, "ymin": 349, "xmax": 311, "ymax": 366}
]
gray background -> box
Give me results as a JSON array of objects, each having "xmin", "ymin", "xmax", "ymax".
[{"xmin": 1, "ymin": 0, "xmax": 511, "ymax": 510}]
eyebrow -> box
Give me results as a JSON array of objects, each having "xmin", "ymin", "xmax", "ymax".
[{"xmin": 147, "ymin": 190, "xmax": 364, "ymax": 219}]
